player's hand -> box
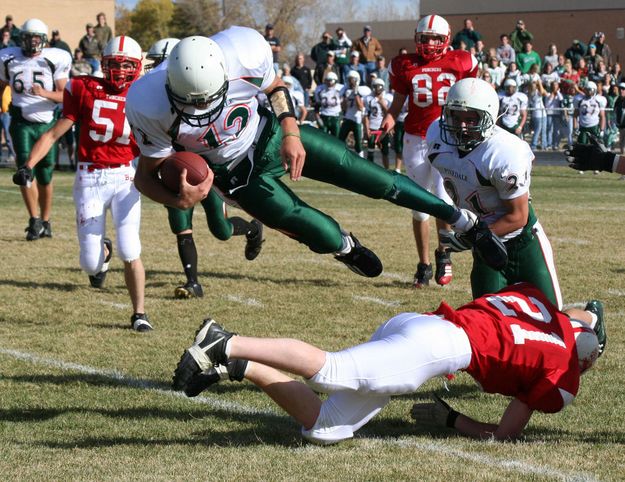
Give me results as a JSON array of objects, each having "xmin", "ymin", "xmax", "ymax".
[
  {"xmin": 565, "ymin": 134, "xmax": 616, "ymax": 172},
  {"xmin": 31, "ymin": 84, "xmax": 47, "ymax": 97},
  {"xmin": 463, "ymin": 220, "xmax": 508, "ymax": 270},
  {"xmin": 12, "ymin": 166, "xmax": 33, "ymax": 187},
  {"xmin": 176, "ymin": 167, "xmax": 214, "ymax": 209},
  {"xmin": 448, "ymin": 208, "xmax": 477, "ymax": 233},
  {"xmin": 514, "ymin": 127, "xmax": 522, "ymax": 135},
  {"xmin": 380, "ymin": 113, "xmax": 395, "ymax": 140},
  {"xmin": 439, "ymin": 229, "xmax": 472, "ymax": 252},
  {"xmin": 410, "ymin": 394, "xmax": 455, "ymax": 428},
  {"xmin": 281, "ymin": 134, "xmax": 306, "ymax": 181}
]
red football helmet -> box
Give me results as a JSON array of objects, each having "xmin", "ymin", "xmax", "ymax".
[
  {"xmin": 414, "ymin": 14, "xmax": 450, "ymax": 61},
  {"xmin": 101, "ymin": 36, "xmax": 142, "ymax": 92}
]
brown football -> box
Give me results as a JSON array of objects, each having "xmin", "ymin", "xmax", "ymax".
[{"xmin": 159, "ymin": 152, "xmax": 209, "ymax": 193}]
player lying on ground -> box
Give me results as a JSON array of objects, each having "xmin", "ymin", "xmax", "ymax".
[
  {"xmin": 172, "ymin": 283, "xmax": 604, "ymax": 444},
  {"xmin": 14, "ymin": 36, "xmax": 153, "ymax": 332},
  {"xmin": 566, "ymin": 134, "xmax": 625, "ymax": 175},
  {"xmin": 125, "ymin": 27, "xmax": 506, "ymax": 279}
]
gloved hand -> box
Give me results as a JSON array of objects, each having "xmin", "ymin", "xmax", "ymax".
[
  {"xmin": 565, "ymin": 134, "xmax": 617, "ymax": 172},
  {"xmin": 463, "ymin": 221, "xmax": 508, "ymax": 270},
  {"xmin": 439, "ymin": 229, "xmax": 472, "ymax": 253},
  {"xmin": 411, "ymin": 394, "xmax": 459, "ymax": 428},
  {"xmin": 12, "ymin": 166, "xmax": 33, "ymax": 186}
]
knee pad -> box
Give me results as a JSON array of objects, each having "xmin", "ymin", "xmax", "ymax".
[
  {"xmin": 306, "ymin": 351, "xmax": 362, "ymax": 393},
  {"xmin": 79, "ymin": 250, "xmax": 103, "ymax": 276},
  {"xmin": 118, "ymin": 236, "xmax": 142, "ymax": 262},
  {"xmin": 412, "ymin": 210, "xmax": 430, "ymax": 222}
]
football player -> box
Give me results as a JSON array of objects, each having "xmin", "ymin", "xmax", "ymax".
[
  {"xmin": 1, "ymin": 19, "xmax": 72, "ymax": 240},
  {"xmin": 498, "ymin": 78, "xmax": 528, "ymax": 137},
  {"xmin": 313, "ymin": 71, "xmax": 342, "ymax": 137},
  {"xmin": 144, "ymin": 37, "xmax": 264, "ymax": 300},
  {"xmin": 573, "ymin": 81, "xmax": 606, "ymax": 145},
  {"xmin": 430, "ymin": 77, "xmax": 563, "ymax": 309},
  {"xmin": 339, "ymin": 70, "xmax": 366, "ymax": 156},
  {"xmin": 126, "ymin": 28, "xmax": 504, "ymax": 280},
  {"xmin": 172, "ymin": 283, "xmax": 604, "ymax": 444},
  {"xmin": 381, "ymin": 15, "xmax": 478, "ymax": 289},
  {"xmin": 364, "ymin": 77, "xmax": 393, "ymax": 168},
  {"xmin": 15, "ymin": 36, "xmax": 153, "ymax": 332}
]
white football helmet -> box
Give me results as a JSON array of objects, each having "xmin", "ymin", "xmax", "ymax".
[
  {"xmin": 145, "ymin": 37, "xmax": 180, "ymax": 71},
  {"xmin": 101, "ymin": 36, "xmax": 143, "ymax": 92},
  {"xmin": 584, "ymin": 81, "xmax": 597, "ymax": 97},
  {"xmin": 166, "ymin": 36, "xmax": 229, "ymax": 127},
  {"xmin": 504, "ymin": 77, "xmax": 517, "ymax": 95},
  {"xmin": 347, "ymin": 70, "xmax": 360, "ymax": 86},
  {"xmin": 440, "ymin": 77, "xmax": 500, "ymax": 151},
  {"xmin": 372, "ymin": 77, "xmax": 385, "ymax": 92},
  {"xmin": 569, "ymin": 319, "xmax": 599, "ymax": 374},
  {"xmin": 415, "ymin": 14, "xmax": 450, "ymax": 61},
  {"xmin": 325, "ymin": 71, "xmax": 338, "ymax": 86},
  {"xmin": 21, "ymin": 18, "xmax": 48, "ymax": 56}
]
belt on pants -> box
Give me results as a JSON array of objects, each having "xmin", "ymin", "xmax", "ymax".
[{"xmin": 78, "ymin": 162, "xmax": 131, "ymax": 172}]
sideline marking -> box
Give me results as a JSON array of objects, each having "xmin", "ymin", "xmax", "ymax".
[
  {"xmin": 225, "ymin": 294, "xmax": 263, "ymax": 307},
  {"xmin": 353, "ymin": 295, "xmax": 400, "ymax": 307},
  {"xmin": 0, "ymin": 347, "xmax": 599, "ymax": 481}
]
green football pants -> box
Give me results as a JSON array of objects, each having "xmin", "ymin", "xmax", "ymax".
[
  {"xmin": 578, "ymin": 125, "xmax": 601, "ymax": 144},
  {"xmin": 166, "ymin": 188, "xmax": 234, "ymax": 240},
  {"xmin": 10, "ymin": 115, "xmax": 56, "ymax": 185},
  {"xmin": 319, "ymin": 115, "xmax": 340, "ymax": 137},
  {"xmin": 339, "ymin": 118, "xmax": 363, "ymax": 153}
]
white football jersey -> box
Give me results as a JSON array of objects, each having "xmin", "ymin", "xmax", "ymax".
[
  {"xmin": 426, "ymin": 121, "xmax": 534, "ymax": 239},
  {"xmin": 365, "ymin": 91, "xmax": 393, "ymax": 130},
  {"xmin": 0, "ymin": 47, "xmax": 71, "ymax": 122},
  {"xmin": 341, "ymin": 86, "xmax": 366, "ymax": 123},
  {"xmin": 314, "ymin": 84, "xmax": 342, "ymax": 117},
  {"xmin": 573, "ymin": 94, "xmax": 606, "ymax": 128},
  {"xmin": 499, "ymin": 92, "xmax": 528, "ymax": 128},
  {"xmin": 126, "ymin": 26, "xmax": 275, "ymax": 165},
  {"xmin": 397, "ymin": 97, "xmax": 409, "ymax": 123}
]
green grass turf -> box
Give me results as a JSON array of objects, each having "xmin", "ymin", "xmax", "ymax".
[{"xmin": 0, "ymin": 166, "xmax": 624, "ymax": 480}]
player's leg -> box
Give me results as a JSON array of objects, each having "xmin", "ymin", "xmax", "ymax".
[
  {"xmin": 380, "ymin": 133, "xmax": 390, "ymax": 169},
  {"xmin": 366, "ymin": 132, "xmax": 376, "ymax": 162},
  {"xmin": 393, "ymin": 121, "xmax": 404, "ymax": 173},
  {"xmin": 10, "ymin": 119, "xmax": 42, "ymax": 238},
  {"xmin": 470, "ymin": 253, "xmax": 509, "ymax": 300},
  {"xmin": 353, "ymin": 122, "xmax": 364, "ymax": 157},
  {"xmin": 32, "ymin": 122, "xmax": 57, "ymax": 237},
  {"xmin": 111, "ymin": 166, "xmax": 152, "ymax": 331},
  {"xmin": 166, "ymin": 206, "xmax": 203, "ymax": 299}
]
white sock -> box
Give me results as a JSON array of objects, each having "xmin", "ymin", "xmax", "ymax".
[
  {"xmin": 224, "ymin": 338, "xmax": 233, "ymax": 358},
  {"xmin": 336, "ymin": 232, "xmax": 354, "ymax": 255},
  {"xmin": 587, "ymin": 312, "xmax": 598, "ymax": 329}
]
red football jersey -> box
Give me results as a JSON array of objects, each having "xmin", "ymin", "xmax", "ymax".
[
  {"xmin": 389, "ymin": 50, "xmax": 478, "ymax": 137},
  {"xmin": 63, "ymin": 76, "xmax": 139, "ymax": 165},
  {"xmin": 434, "ymin": 283, "xmax": 580, "ymax": 413}
]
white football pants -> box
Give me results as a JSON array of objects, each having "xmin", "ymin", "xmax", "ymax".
[
  {"xmin": 73, "ymin": 164, "xmax": 142, "ymax": 275},
  {"xmin": 302, "ymin": 313, "xmax": 472, "ymax": 444},
  {"xmin": 403, "ymin": 133, "xmax": 453, "ymax": 221}
]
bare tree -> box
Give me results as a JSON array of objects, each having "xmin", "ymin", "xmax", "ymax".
[{"xmin": 129, "ymin": 0, "xmax": 174, "ymax": 50}]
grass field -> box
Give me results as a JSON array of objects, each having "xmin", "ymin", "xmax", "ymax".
[{"xmin": 1, "ymin": 165, "xmax": 624, "ymax": 481}]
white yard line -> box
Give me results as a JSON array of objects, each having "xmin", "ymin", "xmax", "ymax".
[
  {"xmin": 0, "ymin": 347, "xmax": 599, "ymax": 480},
  {"xmin": 352, "ymin": 295, "xmax": 400, "ymax": 307},
  {"xmin": 98, "ymin": 300, "xmax": 131, "ymax": 310},
  {"xmin": 224, "ymin": 294, "xmax": 264, "ymax": 307}
]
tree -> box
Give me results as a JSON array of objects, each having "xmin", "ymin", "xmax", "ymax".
[
  {"xmin": 115, "ymin": 4, "xmax": 133, "ymax": 37},
  {"xmin": 170, "ymin": 0, "xmax": 256, "ymax": 38},
  {"xmin": 128, "ymin": 0, "xmax": 174, "ymax": 51}
]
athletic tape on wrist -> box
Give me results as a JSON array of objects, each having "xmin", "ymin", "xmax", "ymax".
[{"xmin": 268, "ymin": 86, "xmax": 296, "ymax": 122}]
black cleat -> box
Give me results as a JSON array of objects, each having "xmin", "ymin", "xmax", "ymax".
[
  {"xmin": 434, "ymin": 249, "xmax": 452, "ymax": 286},
  {"xmin": 89, "ymin": 238, "xmax": 113, "ymax": 288},
  {"xmin": 585, "ymin": 300, "xmax": 606, "ymax": 356},
  {"xmin": 25, "ymin": 217, "xmax": 44, "ymax": 241},
  {"xmin": 130, "ymin": 313, "xmax": 153, "ymax": 332},
  {"xmin": 172, "ymin": 319, "xmax": 234, "ymax": 391},
  {"xmin": 174, "ymin": 281, "xmax": 204, "ymax": 299},
  {"xmin": 244, "ymin": 219, "xmax": 264, "ymax": 260},
  {"xmin": 183, "ymin": 359, "xmax": 248, "ymax": 397},
  {"xmin": 41, "ymin": 221, "xmax": 52, "ymax": 238},
  {"xmin": 413, "ymin": 262, "xmax": 433, "ymax": 289},
  {"xmin": 334, "ymin": 233, "xmax": 383, "ymax": 277}
]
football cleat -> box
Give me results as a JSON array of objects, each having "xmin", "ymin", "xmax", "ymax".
[
  {"xmin": 413, "ymin": 262, "xmax": 433, "ymax": 289},
  {"xmin": 174, "ymin": 281, "xmax": 204, "ymax": 299},
  {"xmin": 334, "ymin": 233, "xmax": 383, "ymax": 277},
  {"xmin": 41, "ymin": 220, "xmax": 52, "ymax": 238},
  {"xmin": 434, "ymin": 249, "xmax": 452, "ymax": 286},
  {"xmin": 130, "ymin": 313, "xmax": 153, "ymax": 332},
  {"xmin": 244, "ymin": 219, "xmax": 264, "ymax": 261},
  {"xmin": 183, "ymin": 359, "xmax": 248, "ymax": 397},
  {"xmin": 89, "ymin": 238, "xmax": 113, "ymax": 288},
  {"xmin": 25, "ymin": 217, "xmax": 44, "ymax": 241},
  {"xmin": 585, "ymin": 300, "xmax": 606, "ymax": 356},
  {"xmin": 172, "ymin": 318, "xmax": 234, "ymax": 391}
]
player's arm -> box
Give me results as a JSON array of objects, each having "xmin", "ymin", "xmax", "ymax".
[
  {"xmin": 264, "ymin": 76, "xmax": 306, "ymax": 181},
  {"xmin": 134, "ymin": 154, "xmax": 214, "ymax": 210},
  {"xmin": 599, "ymin": 106, "xmax": 606, "ymax": 132},
  {"xmin": 517, "ymin": 108, "xmax": 527, "ymax": 134},
  {"xmin": 363, "ymin": 113, "xmax": 370, "ymax": 139},
  {"xmin": 31, "ymin": 78, "xmax": 67, "ymax": 103},
  {"xmin": 489, "ymin": 193, "xmax": 529, "ymax": 237},
  {"xmin": 381, "ymin": 91, "xmax": 406, "ymax": 135}
]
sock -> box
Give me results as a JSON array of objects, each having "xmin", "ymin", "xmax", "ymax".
[
  {"xmin": 229, "ymin": 216, "xmax": 255, "ymax": 236},
  {"xmin": 176, "ymin": 233, "xmax": 198, "ymax": 283},
  {"xmin": 336, "ymin": 231, "xmax": 354, "ymax": 255},
  {"xmin": 224, "ymin": 338, "xmax": 233, "ymax": 358},
  {"xmin": 587, "ymin": 312, "xmax": 598, "ymax": 329}
]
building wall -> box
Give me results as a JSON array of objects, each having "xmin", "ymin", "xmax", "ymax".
[
  {"xmin": 329, "ymin": 10, "xmax": 625, "ymax": 66},
  {"xmin": 3, "ymin": 0, "xmax": 115, "ymax": 54}
]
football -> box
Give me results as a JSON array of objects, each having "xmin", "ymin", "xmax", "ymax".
[{"xmin": 159, "ymin": 152, "xmax": 209, "ymax": 193}]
